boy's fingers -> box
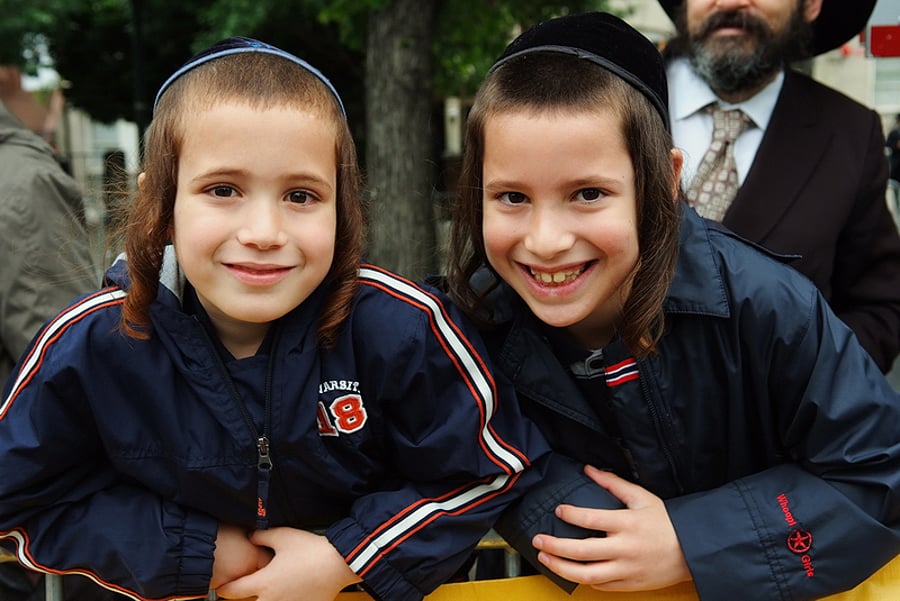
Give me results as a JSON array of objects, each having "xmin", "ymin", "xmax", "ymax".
[{"xmin": 583, "ymin": 465, "xmax": 654, "ymax": 508}]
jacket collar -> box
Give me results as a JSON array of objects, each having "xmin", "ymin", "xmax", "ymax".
[
  {"xmin": 664, "ymin": 205, "xmax": 730, "ymax": 318},
  {"xmin": 103, "ymin": 246, "xmax": 186, "ymax": 311}
]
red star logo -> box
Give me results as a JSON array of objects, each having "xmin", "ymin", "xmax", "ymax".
[{"xmin": 787, "ymin": 529, "xmax": 813, "ymax": 554}]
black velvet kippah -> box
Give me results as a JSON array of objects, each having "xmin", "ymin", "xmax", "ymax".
[{"xmin": 491, "ymin": 12, "xmax": 669, "ymax": 130}]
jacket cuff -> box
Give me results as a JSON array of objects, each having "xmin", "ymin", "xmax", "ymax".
[
  {"xmin": 177, "ymin": 510, "xmax": 218, "ymax": 595},
  {"xmin": 326, "ymin": 517, "xmax": 424, "ymax": 601},
  {"xmin": 665, "ymin": 481, "xmax": 782, "ymax": 601}
]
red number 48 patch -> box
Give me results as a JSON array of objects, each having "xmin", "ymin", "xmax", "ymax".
[{"xmin": 317, "ymin": 394, "xmax": 368, "ymax": 436}]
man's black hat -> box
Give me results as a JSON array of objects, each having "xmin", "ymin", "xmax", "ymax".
[
  {"xmin": 657, "ymin": 0, "xmax": 877, "ymax": 56},
  {"xmin": 491, "ymin": 12, "xmax": 669, "ymax": 129}
]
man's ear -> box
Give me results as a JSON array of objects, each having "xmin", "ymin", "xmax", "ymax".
[
  {"xmin": 803, "ymin": 0, "xmax": 823, "ymax": 24},
  {"xmin": 670, "ymin": 148, "xmax": 684, "ymax": 203},
  {"xmin": 137, "ymin": 172, "xmax": 146, "ymax": 189}
]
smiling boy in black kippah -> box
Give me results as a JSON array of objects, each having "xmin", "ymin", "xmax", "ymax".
[{"xmin": 445, "ymin": 11, "xmax": 900, "ymax": 601}]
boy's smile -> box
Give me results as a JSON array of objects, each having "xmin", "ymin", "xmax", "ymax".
[
  {"xmin": 528, "ymin": 263, "xmax": 591, "ymax": 286},
  {"xmin": 481, "ymin": 108, "xmax": 640, "ymax": 349}
]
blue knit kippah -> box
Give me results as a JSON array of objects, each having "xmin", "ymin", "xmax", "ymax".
[
  {"xmin": 152, "ymin": 36, "xmax": 346, "ymax": 117},
  {"xmin": 490, "ymin": 12, "xmax": 669, "ymax": 130}
]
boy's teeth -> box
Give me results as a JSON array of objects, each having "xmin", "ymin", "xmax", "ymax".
[{"xmin": 530, "ymin": 267, "xmax": 582, "ymax": 285}]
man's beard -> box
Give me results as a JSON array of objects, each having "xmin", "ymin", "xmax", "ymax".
[{"xmin": 685, "ymin": 8, "xmax": 813, "ymax": 95}]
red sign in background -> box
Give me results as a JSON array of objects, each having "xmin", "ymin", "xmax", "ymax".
[{"xmin": 869, "ymin": 24, "xmax": 900, "ymax": 57}]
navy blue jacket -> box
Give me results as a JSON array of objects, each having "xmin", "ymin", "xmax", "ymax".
[
  {"xmin": 484, "ymin": 208, "xmax": 900, "ymax": 601},
  {"xmin": 0, "ymin": 252, "xmax": 550, "ymax": 601}
]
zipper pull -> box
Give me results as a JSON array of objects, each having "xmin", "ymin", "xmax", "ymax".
[
  {"xmin": 257, "ymin": 436, "xmax": 273, "ymax": 469},
  {"xmin": 256, "ymin": 436, "xmax": 273, "ymax": 529}
]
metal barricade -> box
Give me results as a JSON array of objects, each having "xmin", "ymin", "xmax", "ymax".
[{"xmin": 0, "ymin": 548, "xmax": 62, "ymax": 601}]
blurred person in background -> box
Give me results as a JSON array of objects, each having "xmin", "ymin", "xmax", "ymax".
[{"xmin": 0, "ymin": 98, "xmax": 104, "ymax": 601}]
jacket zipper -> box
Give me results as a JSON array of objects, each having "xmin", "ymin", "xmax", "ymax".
[
  {"xmin": 635, "ymin": 359, "xmax": 684, "ymax": 494},
  {"xmin": 196, "ymin": 317, "xmax": 276, "ymax": 528}
]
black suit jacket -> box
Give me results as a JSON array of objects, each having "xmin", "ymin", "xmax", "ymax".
[{"xmin": 719, "ymin": 69, "xmax": 900, "ymax": 372}]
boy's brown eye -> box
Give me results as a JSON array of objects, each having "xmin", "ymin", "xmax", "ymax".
[
  {"xmin": 212, "ymin": 185, "xmax": 235, "ymax": 197},
  {"xmin": 288, "ymin": 190, "xmax": 313, "ymax": 204},
  {"xmin": 580, "ymin": 188, "xmax": 601, "ymax": 201},
  {"xmin": 500, "ymin": 192, "xmax": 527, "ymax": 204}
]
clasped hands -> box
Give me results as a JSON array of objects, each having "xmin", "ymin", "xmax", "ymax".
[{"xmin": 211, "ymin": 524, "xmax": 359, "ymax": 601}]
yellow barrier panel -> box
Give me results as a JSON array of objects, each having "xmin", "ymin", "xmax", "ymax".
[
  {"xmin": 4, "ymin": 546, "xmax": 897, "ymax": 600},
  {"xmin": 333, "ymin": 553, "xmax": 900, "ymax": 601}
]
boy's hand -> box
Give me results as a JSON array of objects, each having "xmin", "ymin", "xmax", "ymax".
[
  {"xmin": 215, "ymin": 527, "xmax": 360, "ymax": 601},
  {"xmin": 211, "ymin": 523, "xmax": 274, "ymax": 590},
  {"xmin": 533, "ymin": 465, "xmax": 693, "ymax": 592}
]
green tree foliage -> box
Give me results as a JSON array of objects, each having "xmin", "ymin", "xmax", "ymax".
[
  {"xmin": 3, "ymin": 0, "xmax": 363, "ymax": 131},
  {"xmin": 4, "ymin": 0, "xmax": 216, "ymax": 128},
  {"xmin": 315, "ymin": 0, "xmax": 609, "ymax": 97},
  {"xmin": 0, "ymin": 0, "xmax": 59, "ymax": 72},
  {"xmin": 433, "ymin": 0, "xmax": 607, "ymax": 97},
  {"xmin": 4, "ymin": 0, "xmax": 611, "ymax": 128},
  {"xmin": 194, "ymin": 0, "xmax": 367, "ymax": 150}
]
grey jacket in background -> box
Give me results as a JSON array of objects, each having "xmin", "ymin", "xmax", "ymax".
[{"xmin": 0, "ymin": 102, "xmax": 98, "ymax": 383}]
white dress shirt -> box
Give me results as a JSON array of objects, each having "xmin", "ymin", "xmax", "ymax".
[{"xmin": 667, "ymin": 57, "xmax": 784, "ymax": 190}]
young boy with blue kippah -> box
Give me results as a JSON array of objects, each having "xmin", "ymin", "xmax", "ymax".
[{"xmin": 0, "ymin": 37, "xmax": 550, "ymax": 601}]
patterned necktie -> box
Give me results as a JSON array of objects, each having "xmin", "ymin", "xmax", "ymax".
[{"xmin": 686, "ymin": 105, "xmax": 751, "ymax": 221}]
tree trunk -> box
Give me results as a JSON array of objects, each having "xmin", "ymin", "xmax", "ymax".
[{"xmin": 364, "ymin": 0, "xmax": 438, "ymax": 279}]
